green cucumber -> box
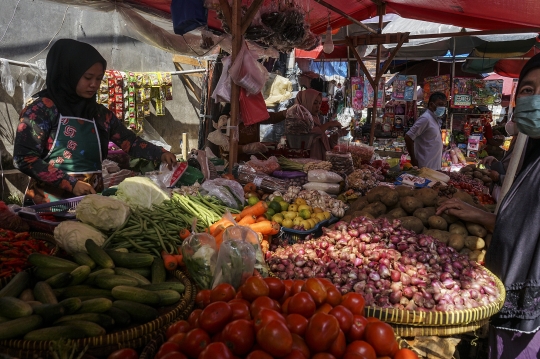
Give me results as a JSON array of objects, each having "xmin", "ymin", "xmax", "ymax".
[
  {"xmin": 141, "ymin": 282, "xmax": 185, "ymax": 293},
  {"xmin": 105, "ymin": 307, "xmax": 131, "ymax": 327},
  {"xmin": 35, "ymin": 267, "xmax": 72, "ymax": 280},
  {"xmin": 77, "ymin": 298, "xmax": 112, "ymax": 314},
  {"xmin": 85, "ymin": 240, "xmax": 114, "ymax": 269},
  {"xmin": 69, "ymin": 265, "xmax": 92, "ymax": 286},
  {"xmin": 156, "ymin": 290, "xmax": 181, "ymax": 306},
  {"xmin": 59, "ymin": 297, "xmax": 82, "ymax": 315},
  {"xmin": 32, "ymin": 303, "xmax": 65, "ymax": 324},
  {"xmin": 105, "ymin": 250, "xmax": 154, "ymax": 269},
  {"xmin": 54, "ymin": 313, "xmax": 115, "ymax": 328},
  {"xmin": 45, "ymin": 272, "xmax": 73, "ymax": 288},
  {"xmin": 0, "ymin": 315, "xmax": 43, "ymax": 340},
  {"xmin": 0, "ymin": 297, "xmax": 33, "ymax": 318},
  {"xmin": 61, "ymin": 286, "xmax": 112, "ymax": 299},
  {"xmin": 76, "ymin": 295, "xmax": 114, "ymax": 302},
  {"xmin": 114, "ymin": 268, "xmax": 151, "ymax": 286},
  {"xmin": 151, "ymin": 258, "xmax": 166, "ymax": 284},
  {"xmin": 0, "ymin": 271, "xmax": 30, "ymax": 298},
  {"xmin": 24, "ymin": 326, "xmax": 87, "ymax": 340},
  {"xmin": 129, "ymin": 267, "xmax": 151, "ymax": 278},
  {"xmin": 71, "ymin": 252, "xmax": 96, "ymax": 269},
  {"xmin": 111, "ymin": 286, "xmax": 161, "ymax": 306},
  {"xmin": 112, "ymin": 300, "xmax": 158, "ymax": 323},
  {"xmin": 26, "ymin": 301, "xmax": 43, "ymax": 308},
  {"xmin": 33, "ymin": 282, "xmax": 58, "ymax": 304},
  {"xmin": 84, "ymin": 268, "xmax": 115, "ymax": 285},
  {"xmin": 95, "ymin": 275, "xmax": 139, "ymax": 290},
  {"xmin": 19, "ymin": 289, "xmax": 35, "ymax": 302},
  {"xmin": 55, "ymin": 320, "xmax": 105, "ymax": 337},
  {"xmin": 27, "ymin": 253, "xmax": 78, "ymax": 270}
]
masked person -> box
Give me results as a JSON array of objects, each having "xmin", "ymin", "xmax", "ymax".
[
  {"xmin": 436, "ymin": 53, "xmax": 540, "ymax": 358},
  {"xmin": 404, "ymin": 92, "xmax": 447, "ymax": 170},
  {"xmin": 13, "ymin": 39, "xmax": 176, "ymax": 205}
]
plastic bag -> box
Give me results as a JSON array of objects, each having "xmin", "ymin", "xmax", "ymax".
[
  {"xmin": 157, "ymin": 162, "xmax": 189, "ymax": 188},
  {"xmin": 0, "ymin": 60, "xmax": 15, "ymax": 97},
  {"xmin": 239, "ymin": 87, "xmax": 270, "ymax": 126},
  {"xmin": 212, "ymin": 236, "xmax": 255, "ymax": 289},
  {"xmin": 285, "ymin": 104, "xmax": 314, "ymax": 134},
  {"xmin": 229, "ymin": 42, "xmax": 268, "ymax": 95},
  {"xmin": 303, "ymin": 182, "xmax": 341, "ymax": 194},
  {"xmin": 201, "ymin": 178, "xmax": 245, "ymax": 209},
  {"xmin": 18, "ymin": 66, "xmax": 45, "ymax": 103},
  {"xmin": 212, "ymin": 55, "xmax": 232, "ymax": 102},
  {"xmin": 246, "ymin": 155, "xmax": 280, "ymax": 174},
  {"xmin": 237, "ymin": 164, "xmax": 289, "ymax": 193},
  {"xmin": 225, "ymin": 225, "xmax": 269, "ymax": 278},
  {"xmin": 307, "ymin": 169, "xmax": 343, "ymax": 183},
  {"xmin": 182, "ymin": 232, "xmax": 218, "ymax": 289}
]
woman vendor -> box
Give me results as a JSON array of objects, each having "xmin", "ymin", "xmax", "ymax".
[
  {"xmin": 13, "ymin": 39, "xmax": 176, "ymax": 205},
  {"xmin": 436, "ymin": 53, "xmax": 540, "ymax": 358}
]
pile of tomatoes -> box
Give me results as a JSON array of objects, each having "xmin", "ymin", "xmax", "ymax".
[{"xmin": 155, "ymin": 276, "xmax": 419, "ymax": 359}]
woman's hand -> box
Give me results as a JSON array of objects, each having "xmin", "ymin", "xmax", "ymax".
[
  {"xmin": 161, "ymin": 152, "xmax": 177, "ymax": 170},
  {"xmin": 73, "ymin": 181, "xmax": 96, "ymax": 196},
  {"xmin": 481, "ymin": 156, "xmax": 498, "ymax": 167},
  {"xmin": 436, "ymin": 198, "xmax": 496, "ymax": 232},
  {"xmin": 322, "ymin": 120, "xmax": 342, "ymax": 131}
]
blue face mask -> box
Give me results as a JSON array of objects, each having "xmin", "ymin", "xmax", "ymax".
[
  {"xmin": 514, "ymin": 95, "xmax": 540, "ymax": 138},
  {"xmin": 434, "ymin": 106, "xmax": 446, "ymax": 117}
]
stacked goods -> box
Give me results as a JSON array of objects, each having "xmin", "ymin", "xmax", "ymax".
[
  {"xmin": 267, "ymin": 196, "xmax": 332, "ymax": 231},
  {"xmin": 267, "ymin": 216, "xmax": 501, "ymax": 312},
  {"xmin": 277, "ymin": 157, "xmax": 333, "ymax": 172},
  {"xmin": 0, "ymin": 239, "xmax": 185, "ymax": 341},
  {"xmin": 344, "ymin": 186, "xmax": 490, "ymax": 262},
  {"xmin": 445, "ymin": 172, "xmax": 495, "ymax": 206},
  {"xmin": 347, "ymin": 168, "xmax": 380, "ymax": 194},
  {"xmin": 0, "ymin": 230, "xmax": 53, "ymax": 278},
  {"xmin": 271, "ymin": 171, "xmax": 308, "ymax": 188},
  {"xmin": 303, "ymin": 170, "xmax": 344, "ymax": 195},
  {"xmin": 326, "ymin": 152, "xmax": 354, "ymax": 175},
  {"xmin": 271, "ymin": 187, "xmax": 348, "ymax": 218},
  {"xmin": 153, "ymin": 278, "xmax": 418, "ymax": 359}
]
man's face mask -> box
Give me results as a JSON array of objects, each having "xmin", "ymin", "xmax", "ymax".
[{"xmin": 434, "ymin": 106, "xmax": 446, "ymax": 117}]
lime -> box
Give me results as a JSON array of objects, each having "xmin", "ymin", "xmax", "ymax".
[
  {"xmin": 247, "ymin": 196, "xmax": 260, "ymax": 206},
  {"xmin": 282, "ymin": 218, "xmax": 293, "ymax": 228},
  {"xmin": 299, "ymin": 209, "xmax": 311, "ymax": 220},
  {"xmin": 279, "ymin": 201, "xmax": 289, "ymax": 212},
  {"xmin": 266, "ymin": 208, "xmax": 275, "ymax": 217},
  {"xmin": 272, "ymin": 213, "xmax": 284, "ymax": 224},
  {"xmin": 268, "ymin": 201, "xmax": 282, "ymax": 213},
  {"xmin": 273, "ymin": 196, "xmax": 284, "ymax": 203}
]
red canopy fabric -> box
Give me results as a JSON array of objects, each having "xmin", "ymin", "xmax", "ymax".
[{"xmin": 294, "ymin": 45, "xmax": 349, "ymax": 60}]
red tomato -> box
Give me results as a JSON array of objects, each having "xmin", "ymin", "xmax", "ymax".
[
  {"xmin": 340, "ymin": 293, "xmax": 365, "ymax": 316},
  {"xmin": 210, "ymin": 283, "xmax": 236, "ymax": 303},
  {"xmin": 347, "ymin": 315, "xmax": 368, "ymax": 342},
  {"xmin": 301, "ymin": 278, "xmax": 328, "ymax": 306},
  {"xmin": 316, "ymin": 303, "xmax": 333, "ymax": 314},
  {"xmin": 159, "ymin": 353, "xmax": 187, "ymax": 359},
  {"xmin": 241, "ymin": 276, "xmax": 270, "ymax": 302},
  {"xmin": 312, "ymin": 354, "xmax": 336, "ymax": 359},
  {"xmin": 288, "ymin": 292, "xmax": 316, "ymax": 318},
  {"xmin": 282, "ymin": 297, "xmax": 291, "ymax": 314},
  {"xmin": 286, "ymin": 313, "xmax": 309, "ymax": 336},
  {"xmin": 256, "ymin": 319, "xmax": 293, "ymax": 357},
  {"xmin": 222, "ymin": 319, "xmax": 256, "ymax": 356},
  {"xmin": 166, "ymin": 320, "xmax": 191, "ymax": 339},
  {"xmin": 167, "ymin": 333, "xmax": 186, "ymax": 346},
  {"xmin": 291, "ymin": 333, "xmax": 311, "ymax": 359},
  {"xmin": 281, "ymin": 279, "xmax": 294, "ymax": 303},
  {"xmin": 199, "ymin": 301, "xmax": 233, "ymax": 334},
  {"xmin": 364, "ymin": 321, "xmax": 396, "ymax": 357},
  {"xmin": 305, "ymin": 312, "xmax": 340, "ymax": 354},
  {"xmin": 107, "ymin": 348, "xmax": 138, "ymax": 359},
  {"xmin": 254, "ymin": 308, "xmax": 286, "ymax": 332},
  {"xmin": 187, "ymin": 309, "xmax": 201, "ymax": 328},
  {"xmin": 329, "ymin": 305, "xmax": 353, "ymax": 333},
  {"xmin": 291, "ymin": 280, "xmax": 305, "ymax": 295},
  {"xmin": 195, "ymin": 289, "xmax": 211, "ymax": 309},
  {"xmin": 344, "ymin": 341, "xmax": 376, "ymax": 359},
  {"xmin": 325, "ymin": 286, "xmax": 342, "ymax": 307},
  {"xmin": 282, "ymin": 349, "xmax": 308, "ymax": 359},
  {"xmin": 393, "ymin": 348, "xmax": 420, "ymax": 359},
  {"xmin": 366, "ymin": 317, "xmax": 380, "ymax": 323},
  {"xmin": 198, "ymin": 342, "xmax": 234, "ymax": 359},
  {"xmin": 211, "ymin": 331, "xmax": 224, "ymax": 343},
  {"xmin": 250, "ymin": 296, "xmax": 281, "ymax": 318},
  {"xmin": 329, "ymin": 330, "xmax": 346, "ymax": 359},
  {"xmin": 182, "ymin": 328, "xmax": 211, "ymax": 358},
  {"xmin": 229, "ymin": 300, "xmax": 252, "ymax": 321},
  {"xmin": 245, "ymin": 350, "xmax": 273, "ymax": 359},
  {"xmin": 156, "ymin": 342, "xmax": 181, "ymax": 359},
  {"xmin": 264, "ymin": 277, "xmax": 286, "ymax": 300}
]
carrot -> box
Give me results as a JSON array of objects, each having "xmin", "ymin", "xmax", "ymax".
[
  {"xmin": 179, "ymin": 228, "xmax": 191, "ymax": 240},
  {"xmin": 209, "ymin": 218, "xmax": 234, "ymax": 234},
  {"xmin": 161, "ymin": 251, "xmax": 178, "ymax": 271},
  {"xmin": 173, "ymin": 253, "xmax": 185, "ymax": 267},
  {"xmin": 238, "ymin": 215, "xmax": 257, "ymax": 226},
  {"xmin": 211, "ymin": 222, "xmax": 234, "ymax": 237},
  {"xmin": 255, "ymin": 216, "xmax": 268, "ymax": 223},
  {"xmin": 238, "ymin": 201, "xmax": 268, "ymax": 219},
  {"xmin": 214, "ymin": 229, "xmax": 225, "ymax": 249},
  {"xmin": 247, "ymin": 221, "xmax": 280, "ymax": 235}
]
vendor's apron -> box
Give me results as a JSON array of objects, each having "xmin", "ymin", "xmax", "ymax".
[{"xmin": 24, "ymin": 115, "xmax": 104, "ymax": 205}]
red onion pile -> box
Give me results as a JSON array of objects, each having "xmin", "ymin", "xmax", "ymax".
[{"xmin": 266, "ymin": 216, "xmax": 500, "ymax": 312}]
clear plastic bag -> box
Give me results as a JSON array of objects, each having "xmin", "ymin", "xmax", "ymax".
[
  {"xmin": 181, "ymin": 232, "xmax": 218, "ymax": 289},
  {"xmin": 223, "ymin": 224, "xmax": 269, "ymax": 278},
  {"xmin": 229, "ymin": 42, "xmax": 268, "ymax": 95},
  {"xmin": 237, "ymin": 165, "xmax": 289, "ymax": 193},
  {"xmin": 212, "ymin": 55, "xmax": 232, "ymax": 102},
  {"xmin": 307, "ymin": 169, "xmax": 343, "ymax": 183},
  {"xmin": 201, "ymin": 178, "xmax": 245, "ymax": 209},
  {"xmin": 0, "ymin": 60, "xmax": 15, "ymax": 97},
  {"xmin": 18, "ymin": 66, "xmax": 46, "ymax": 103},
  {"xmin": 246, "ymin": 155, "xmax": 280, "ymax": 174},
  {"xmin": 212, "ymin": 236, "xmax": 255, "ymax": 289}
]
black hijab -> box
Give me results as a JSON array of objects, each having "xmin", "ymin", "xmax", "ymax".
[{"xmin": 37, "ymin": 39, "xmax": 106, "ymax": 119}]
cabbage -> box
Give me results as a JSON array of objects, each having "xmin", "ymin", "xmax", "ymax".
[
  {"xmin": 114, "ymin": 177, "xmax": 169, "ymax": 209},
  {"xmin": 76, "ymin": 194, "xmax": 130, "ymax": 231},
  {"xmin": 54, "ymin": 221, "xmax": 106, "ymax": 254}
]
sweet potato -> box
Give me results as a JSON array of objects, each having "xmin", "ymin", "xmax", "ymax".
[
  {"xmin": 413, "ymin": 207, "xmax": 436, "ymax": 226},
  {"xmin": 424, "ymin": 229, "xmax": 450, "ymax": 244},
  {"xmin": 400, "ymin": 196, "xmax": 424, "ymax": 214},
  {"xmin": 366, "ymin": 186, "xmax": 392, "ymax": 203},
  {"xmin": 362, "ymin": 202, "xmax": 387, "ymax": 218},
  {"xmin": 428, "ymin": 215, "xmax": 448, "ymax": 231},
  {"xmin": 400, "ymin": 216, "xmax": 424, "ymax": 234},
  {"xmin": 448, "ymin": 233, "xmax": 465, "ymax": 251},
  {"xmin": 413, "ymin": 188, "xmax": 439, "ymax": 207},
  {"xmin": 465, "ymin": 236, "xmax": 485, "ymax": 251},
  {"xmin": 449, "ymin": 223, "xmax": 468, "ymax": 236},
  {"xmin": 395, "ymin": 186, "xmax": 415, "ymax": 198},
  {"xmin": 465, "ymin": 222, "xmax": 488, "ymax": 238},
  {"xmin": 387, "ymin": 207, "xmax": 407, "ymax": 219},
  {"xmin": 380, "ymin": 189, "xmax": 399, "ymax": 207}
]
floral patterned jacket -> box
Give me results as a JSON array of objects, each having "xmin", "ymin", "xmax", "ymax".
[{"xmin": 13, "ymin": 97, "xmax": 166, "ymax": 193}]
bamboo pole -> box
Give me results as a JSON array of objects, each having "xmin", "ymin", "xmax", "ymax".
[{"xmin": 368, "ymin": 3, "xmax": 385, "ymax": 146}]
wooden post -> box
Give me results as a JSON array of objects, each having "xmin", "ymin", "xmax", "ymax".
[
  {"xmin": 368, "ymin": 3, "xmax": 386, "ymax": 146},
  {"xmin": 182, "ymin": 133, "xmax": 188, "ymax": 160}
]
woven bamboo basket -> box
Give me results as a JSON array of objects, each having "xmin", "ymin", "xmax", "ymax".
[{"xmin": 0, "ymin": 269, "xmax": 196, "ymax": 359}]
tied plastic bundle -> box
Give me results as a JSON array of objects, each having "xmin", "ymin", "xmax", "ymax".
[
  {"xmin": 285, "ymin": 104, "xmax": 314, "ymax": 135},
  {"xmin": 303, "ymin": 169, "xmax": 343, "ymax": 195},
  {"xmin": 229, "ymin": 42, "xmax": 269, "ymax": 96},
  {"xmin": 182, "ymin": 232, "xmax": 218, "ymax": 289},
  {"xmin": 246, "ymin": 156, "xmax": 280, "ymax": 175}
]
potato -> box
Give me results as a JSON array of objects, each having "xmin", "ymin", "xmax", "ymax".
[
  {"xmin": 388, "ymin": 207, "xmax": 407, "ymax": 219},
  {"xmin": 485, "ymin": 234, "xmax": 492, "ymax": 248},
  {"xmin": 413, "ymin": 207, "xmax": 436, "ymax": 226},
  {"xmin": 380, "ymin": 189, "xmax": 399, "ymax": 207},
  {"xmin": 477, "ymin": 250, "xmax": 487, "ymax": 263},
  {"xmin": 413, "ymin": 188, "xmax": 439, "ymax": 207},
  {"xmin": 448, "ymin": 233, "xmax": 465, "ymax": 251},
  {"xmin": 449, "ymin": 223, "xmax": 468, "ymax": 236},
  {"xmin": 428, "ymin": 215, "xmax": 448, "ymax": 231},
  {"xmin": 355, "ymin": 211, "xmax": 375, "ymax": 220},
  {"xmin": 366, "ymin": 186, "xmax": 392, "ymax": 203},
  {"xmin": 460, "ymin": 248, "xmax": 472, "ymax": 256},
  {"xmin": 424, "ymin": 229, "xmax": 450, "ymax": 244},
  {"xmin": 400, "ymin": 216, "xmax": 424, "ymax": 234},
  {"xmin": 341, "ymin": 215, "xmax": 353, "ymax": 223},
  {"xmin": 440, "ymin": 212, "xmax": 458, "ymax": 224},
  {"xmin": 362, "ymin": 202, "xmax": 387, "ymax": 218},
  {"xmin": 378, "ymin": 214, "xmax": 395, "ymax": 221},
  {"xmin": 395, "ymin": 186, "xmax": 415, "ymax": 198},
  {"xmin": 469, "ymin": 250, "xmax": 482, "ymax": 261},
  {"xmin": 400, "ymin": 196, "xmax": 424, "ymax": 214},
  {"xmin": 347, "ymin": 197, "xmax": 369, "ymax": 214},
  {"xmin": 482, "ymin": 176, "xmax": 492, "ymax": 184},
  {"xmin": 473, "ymin": 171, "xmax": 483, "ymax": 179},
  {"xmin": 465, "ymin": 236, "xmax": 485, "ymax": 251},
  {"xmin": 466, "ymin": 222, "xmax": 488, "ymax": 238},
  {"xmin": 453, "ymin": 190, "xmax": 475, "ymax": 205}
]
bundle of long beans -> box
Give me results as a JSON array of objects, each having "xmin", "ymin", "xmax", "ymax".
[{"xmin": 102, "ymin": 194, "xmax": 240, "ymax": 255}]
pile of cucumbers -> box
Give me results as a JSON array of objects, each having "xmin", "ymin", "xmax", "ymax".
[{"xmin": 0, "ymin": 239, "xmax": 185, "ymax": 341}]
